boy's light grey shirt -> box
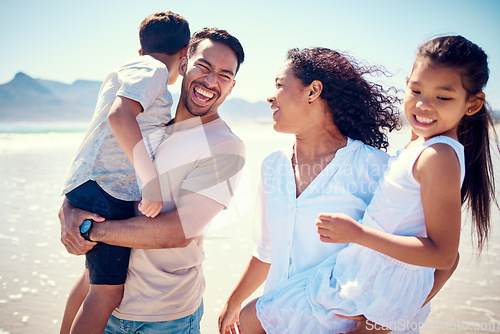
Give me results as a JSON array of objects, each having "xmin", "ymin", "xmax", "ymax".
[{"xmin": 62, "ymin": 55, "xmax": 172, "ymax": 201}]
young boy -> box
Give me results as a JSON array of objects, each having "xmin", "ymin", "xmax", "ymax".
[{"xmin": 59, "ymin": 11, "xmax": 190, "ymax": 334}]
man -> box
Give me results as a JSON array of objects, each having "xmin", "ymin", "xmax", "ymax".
[{"xmin": 59, "ymin": 27, "xmax": 246, "ymax": 334}]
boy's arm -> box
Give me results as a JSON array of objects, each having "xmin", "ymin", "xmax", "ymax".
[
  {"xmin": 108, "ymin": 96, "xmax": 162, "ymax": 217},
  {"xmin": 108, "ymin": 96, "xmax": 143, "ymax": 165}
]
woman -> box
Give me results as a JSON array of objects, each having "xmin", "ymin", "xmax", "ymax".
[{"xmin": 218, "ymin": 48, "xmax": 456, "ymax": 334}]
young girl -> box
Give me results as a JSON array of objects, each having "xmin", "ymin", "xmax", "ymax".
[{"xmin": 248, "ymin": 35, "xmax": 497, "ymax": 333}]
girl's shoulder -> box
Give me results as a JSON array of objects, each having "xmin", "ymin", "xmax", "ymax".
[
  {"xmin": 415, "ymin": 136, "xmax": 466, "ymax": 184},
  {"xmin": 423, "ymin": 135, "xmax": 463, "ymax": 152},
  {"xmin": 405, "ymin": 135, "xmax": 464, "ymax": 164},
  {"xmin": 421, "ymin": 136, "xmax": 464, "ymax": 167}
]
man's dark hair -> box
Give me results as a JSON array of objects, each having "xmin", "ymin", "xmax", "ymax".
[{"xmin": 188, "ymin": 27, "xmax": 245, "ymax": 73}]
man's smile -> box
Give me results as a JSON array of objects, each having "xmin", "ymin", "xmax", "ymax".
[{"xmin": 193, "ymin": 85, "xmax": 216, "ymax": 105}]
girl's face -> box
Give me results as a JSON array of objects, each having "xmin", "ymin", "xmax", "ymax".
[
  {"xmin": 404, "ymin": 60, "xmax": 474, "ymax": 140},
  {"xmin": 267, "ymin": 61, "xmax": 310, "ymax": 134}
]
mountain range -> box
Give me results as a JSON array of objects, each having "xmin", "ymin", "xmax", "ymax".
[
  {"xmin": 0, "ymin": 72, "xmax": 272, "ymax": 123},
  {"xmin": 3, "ymin": 72, "xmax": 497, "ymax": 125}
]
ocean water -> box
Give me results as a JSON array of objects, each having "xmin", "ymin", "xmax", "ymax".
[{"xmin": 0, "ymin": 122, "xmax": 499, "ymax": 333}]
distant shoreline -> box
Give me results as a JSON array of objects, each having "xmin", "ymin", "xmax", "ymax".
[
  {"xmin": 0, "ymin": 122, "xmax": 90, "ymax": 134},
  {"xmin": 0, "ymin": 120, "xmax": 276, "ymax": 134},
  {"xmin": 2, "ymin": 115, "xmax": 499, "ymax": 135}
]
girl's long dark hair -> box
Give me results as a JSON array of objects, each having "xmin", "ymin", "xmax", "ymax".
[
  {"xmin": 286, "ymin": 48, "xmax": 401, "ymax": 150},
  {"xmin": 416, "ymin": 35, "xmax": 498, "ymax": 252}
]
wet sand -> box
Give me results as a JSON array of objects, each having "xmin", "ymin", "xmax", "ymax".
[{"xmin": 0, "ymin": 124, "xmax": 499, "ymax": 333}]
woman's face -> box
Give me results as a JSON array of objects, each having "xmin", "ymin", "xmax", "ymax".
[{"xmin": 267, "ymin": 61, "xmax": 310, "ymax": 134}]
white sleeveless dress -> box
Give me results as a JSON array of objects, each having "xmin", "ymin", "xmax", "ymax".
[{"xmin": 256, "ymin": 136, "xmax": 465, "ymax": 333}]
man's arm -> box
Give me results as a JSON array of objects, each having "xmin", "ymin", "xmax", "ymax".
[
  {"xmin": 89, "ymin": 189, "xmax": 225, "ymax": 249},
  {"xmin": 59, "ymin": 197, "xmax": 101, "ymax": 255}
]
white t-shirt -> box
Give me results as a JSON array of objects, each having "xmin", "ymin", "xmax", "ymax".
[
  {"xmin": 253, "ymin": 139, "xmax": 389, "ymax": 292},
  {"xmin": 113, "ymin": 117, "xmax": 246, "ymax": 322},
  {"xmin": 62, "ymin": 55, "xmax": 172, "ymax": 201}
]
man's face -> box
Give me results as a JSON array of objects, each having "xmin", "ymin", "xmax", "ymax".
[{"xmin": 179, "ymin": 39, "xmax": 238, "ymax": 118}]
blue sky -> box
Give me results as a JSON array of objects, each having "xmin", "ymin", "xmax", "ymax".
[{"xmin": 1, "ymin": 0, "xmax": 499, "ymax": 109}]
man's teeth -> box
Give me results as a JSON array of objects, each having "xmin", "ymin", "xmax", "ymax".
[
  {"xmin": 195, "ymin": 87, "xmax": 214, "ymax": 99},
  {"xmin": 416, "ymin": 115, "xmax": 435, "ymax": 124}
]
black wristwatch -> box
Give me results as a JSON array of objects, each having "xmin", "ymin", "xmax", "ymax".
[{"xmin": 80, "ymin": 219, "xmax": 94, "ymax": 241}]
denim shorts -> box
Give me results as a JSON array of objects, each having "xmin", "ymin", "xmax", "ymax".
[
  {"xmin": 66, "ymin": 180, "xmax": 135, "ymax": 285},
  {"xmin": 104, "ymin": 300, "xmax": 204, "ymax": 334}
]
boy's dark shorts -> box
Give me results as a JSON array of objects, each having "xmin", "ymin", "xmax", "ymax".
[{"xmin": 66, "ymin": 180, "xmax": 135, "ymax": 285}]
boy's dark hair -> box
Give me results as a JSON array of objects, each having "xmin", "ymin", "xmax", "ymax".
[
  {"xmin": 187, "ymin": 27, "xmax": 245, "ymax": 73},
  {"xmin": 139, "ymin": 11, "xmax": 190, "ymax": 55}
]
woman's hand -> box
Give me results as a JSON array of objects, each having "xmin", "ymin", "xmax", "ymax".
[
  {"xmin": 337, "ymin": 314, "xmax": 391, "ymax": 334},
  {"xmin": 59, "ymin": 198, "xmax": 102, "ymax": 255},
  {"xmin": 316, "ymin": 213, "xmax": 363, "ymax": 244},
  {"xmin": 218, "ymin": 302, "xmax": 241, "ymax": 334}
]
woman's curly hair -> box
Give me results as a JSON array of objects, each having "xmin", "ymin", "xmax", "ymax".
[{"xmin": 286, "ymin": 48, "xmax": 401, "ymax": 150}]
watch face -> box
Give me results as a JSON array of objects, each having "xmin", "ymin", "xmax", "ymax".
[{"xmin": 80, "ymin": 219, "xmax": 92, "ymax": 234}]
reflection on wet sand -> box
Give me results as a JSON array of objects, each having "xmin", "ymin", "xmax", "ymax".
[{"xmin": 0, "ymin": 125, "xmax": 498, "ymax": 333}]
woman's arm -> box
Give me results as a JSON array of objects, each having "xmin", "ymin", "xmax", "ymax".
[
  {"xmin": 423, "ymin": 253, "xmax": 459, "ymax": 306},
  {"xmin": 317, "ymin": 144, "xmax": 462, "ymax": 269},
  {"xmin": 108, "ymin": 96, "xmax": 163, "ymax": 218},
  {"xmin": 218, "ymin": 256, "xmax": 270, "ymax": 334}
]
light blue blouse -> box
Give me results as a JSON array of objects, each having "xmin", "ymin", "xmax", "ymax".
[{"xmin": 253, "ymin": 139, "xmax": 389, "ymax": 292}]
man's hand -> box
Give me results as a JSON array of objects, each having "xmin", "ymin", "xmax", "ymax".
[
  {"xmin": 59, "ymin": 198, "xmax": 102, "ymax": 255},
  {"xmin": 316, "ymin": 213, "xmax": 363, "ymax": 244},
  {"xmin": 218, "ymin": 302, "xmax": 241, "ymax": 334}
]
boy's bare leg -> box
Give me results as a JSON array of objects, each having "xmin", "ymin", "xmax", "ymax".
[
  {"xmin": 69, "ymin": 283, "xmax": 124, "ymax": 334},
  {"xmin": 239, "ymin": 298, "xmax": 266, "ymax": 334},
  {"xmin": 59, "ymin": 270, "xmax": 90, "ymax": 334}
]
